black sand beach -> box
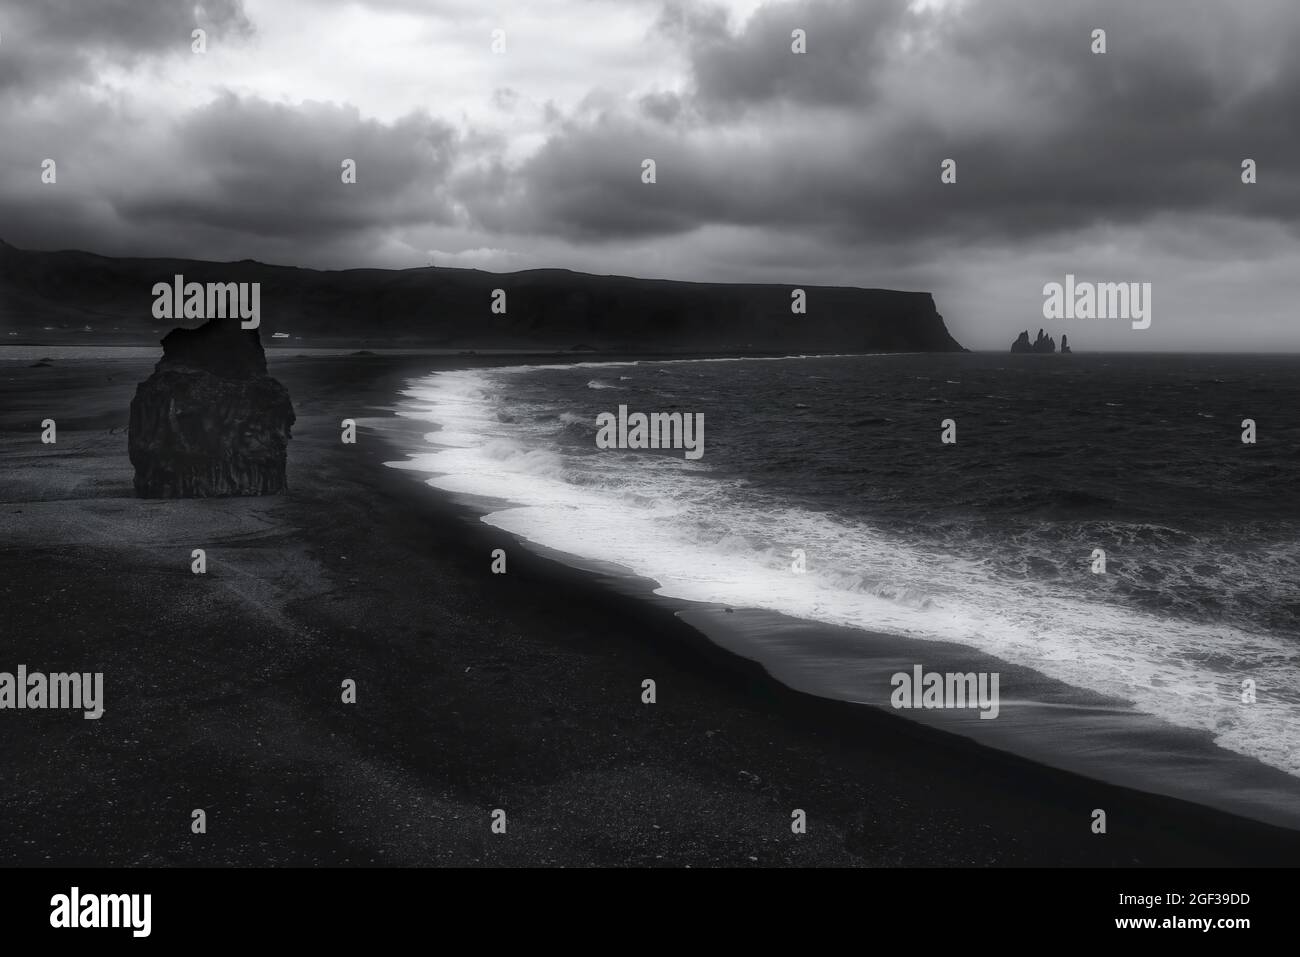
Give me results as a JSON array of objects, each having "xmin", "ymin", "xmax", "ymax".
[{"xmin": 3, "ymin": 353, "xmax": 1300, "ymax": 867}]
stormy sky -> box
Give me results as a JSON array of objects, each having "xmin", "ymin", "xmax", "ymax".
[{"xmin": 1, "ymin": 0, "xmax": 1297, "ymax": 351}]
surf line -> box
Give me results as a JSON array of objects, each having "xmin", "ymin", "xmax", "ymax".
[{"xmin": 595, "ymin": 404, "xmax": 705, "ymax": 460}]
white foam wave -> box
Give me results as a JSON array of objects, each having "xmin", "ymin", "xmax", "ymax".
[{"xmin": 390, "ymin": 364, "xmax": 1300, "ymax": 777}]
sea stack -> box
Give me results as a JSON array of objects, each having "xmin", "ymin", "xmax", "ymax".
[
  {"xmin": 1010, "ymin": 329, "xmax": 1057, "ymax": 353},
  {"xmin": 128, "ymin": 318, "xmax": 294, "ymax": 497}
]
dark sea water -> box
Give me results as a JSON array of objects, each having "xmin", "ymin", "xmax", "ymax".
[{"xmin": 391, "ymin": 353, "xmax": 1300, "ymax": 821}]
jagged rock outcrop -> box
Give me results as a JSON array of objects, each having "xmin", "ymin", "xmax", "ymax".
[
  {"xmin": 1061, "ymin": 334, "xmax": 1072, "ymax": 354},
  {"xmin": 1011, "ymin": 328, "xmax": 1057, "ymax": 353},
  {"xmin": 128, "ymin": 318, "xmax": 294, "ymax": 497}
]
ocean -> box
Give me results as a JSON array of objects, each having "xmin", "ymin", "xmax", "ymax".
[{"xmin": 389, "ymin": 352, "xmax": 1300, "ymax": 826}]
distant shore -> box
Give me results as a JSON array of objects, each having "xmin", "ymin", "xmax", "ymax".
[{"xmin": 2, "ymin": 353, "xmax": 1299, "ymax": 866}]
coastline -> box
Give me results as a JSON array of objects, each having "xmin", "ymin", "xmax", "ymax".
[
  {"xmin": 389, "ymin": 357, "xmax": 1300, "ymax": 835},
  {"xmin": 3, "ymin": 353, "xmax": 1299, "ymax": 866}
]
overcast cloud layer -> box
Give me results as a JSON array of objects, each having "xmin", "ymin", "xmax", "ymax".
[{"xmin": 1, "ymin": 0, "xmax": 1297, "ymax": 350}]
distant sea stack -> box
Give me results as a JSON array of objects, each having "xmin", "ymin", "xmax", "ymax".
[
  {"xmin": 128, "ymin": 318, "xmax": 295, "ymax": 497},
  {"xmin": 1011, "ymin": 328, "xmax": 1057, "ymax": 354},
  {"xmin": 0, "ymin": 240, "xmax": 964, "ymax": 354},
  {"xmin": 1061, "ymin": 334, "xmax": 1072, "ymax": 354}
]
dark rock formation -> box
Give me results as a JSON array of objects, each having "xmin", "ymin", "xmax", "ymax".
[
  {"xmin": 1061, "ymin": 334, "xmax": 1072, "ymax": 354},
  {"xmin": 0, "ymin": 239, "xmax": 965, "ymax": 354},
  {"xmin": 1010, "ymin": 328, "xmax": 1057, "ymax": 353},
  {"xmin": 128, "ymin": 318, "xmax": 294, "ymax": 497}
]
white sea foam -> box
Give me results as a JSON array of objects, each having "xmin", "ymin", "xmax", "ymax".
[{"xmin": 391, "ymin": 365, "xmax": 1300, "ymax": 777}]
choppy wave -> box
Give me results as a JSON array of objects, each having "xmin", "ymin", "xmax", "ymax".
[{"xmin": 393, "ymin": 361, "xmax": 1300, "ymax": 778}]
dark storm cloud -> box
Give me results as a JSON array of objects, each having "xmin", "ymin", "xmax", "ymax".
[
  {"xmin": 0, "ymin": 0, "xmax": 252, "ymax": 92},
  {"xmin": 0, "ymin": 92, "xmax": 461, "ymax": 266},
  {"xmin": 2, "ymin": 0, "xmax": 1298, "ymax": 295},
  {"xmin": 673, "ymin": 0, "xmax": 910, "ymax": 113},
  {"xmin": 115, "ymin": 94, "xmax": 460, "ymax": 238},
  {"xmin": 485, "ymin": 0, "xmax": 1300, "ymax": 245}
]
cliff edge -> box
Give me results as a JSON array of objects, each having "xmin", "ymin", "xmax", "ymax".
[{"xmin": 0, "ymin": 240, "xmax": 965, "ymax": 354}]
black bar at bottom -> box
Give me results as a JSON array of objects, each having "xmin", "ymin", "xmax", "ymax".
[{"xmin": 0, "ymin": 867, "xmax": 1284, "ymax": 944}]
